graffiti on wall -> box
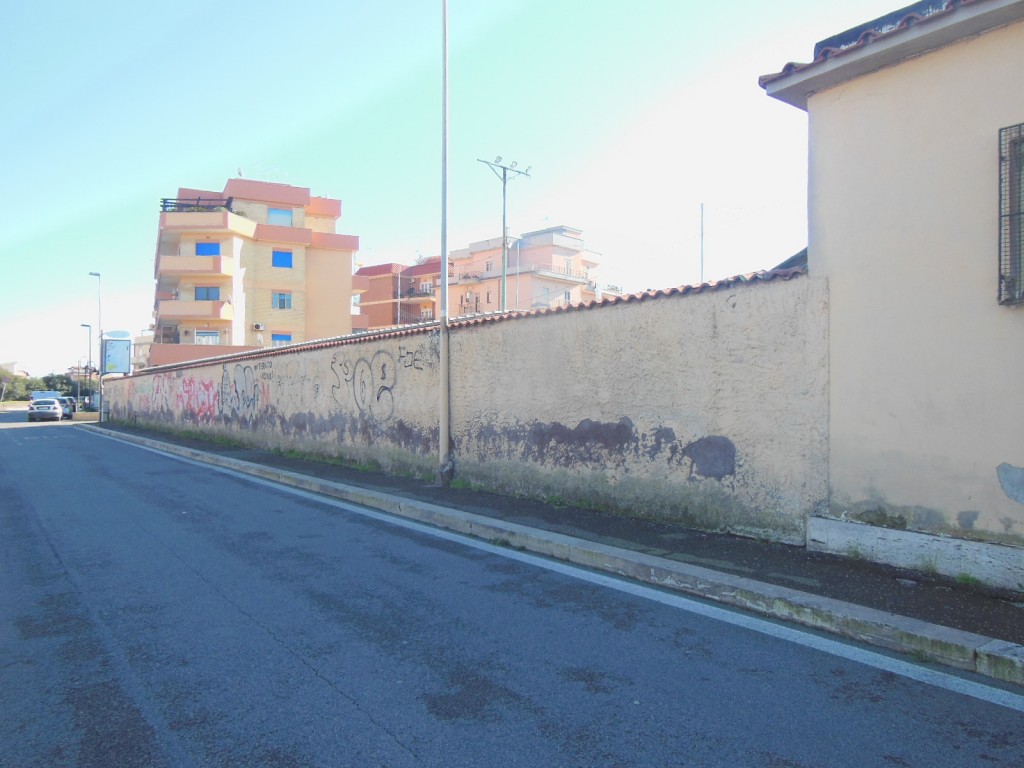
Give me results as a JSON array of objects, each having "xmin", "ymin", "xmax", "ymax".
[
  {"xmin": 275, "ymin": 359, "xmax": 326, "ymax": 410},
  {"xmin": 331, "ymin": 350, "xmax": 397, "ymax": 420},
  {"xmin": 398, "ymin": 344, "xmax": 426, "ymax": 371},
  {"xmin": 219, "ymin": 363, "xmax": 262, "ymax": 419},
  {"xmin": 178, "ymin": 375, "xmax": 219, "ymax": 421}
]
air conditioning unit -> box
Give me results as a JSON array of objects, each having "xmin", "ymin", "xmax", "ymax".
[{"xmin": 253, "ymin": 323, "xmax": 265, "ymax": 331}]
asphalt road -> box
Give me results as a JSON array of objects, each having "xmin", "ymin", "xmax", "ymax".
[{"xmin": 2, "ymin": 415, "xmax": 1023, "ymax": 767}]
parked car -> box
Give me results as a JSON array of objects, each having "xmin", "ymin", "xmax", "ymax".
[
  {"xmin": 27, "ymin": 398, "xmax": 65, "ymax": 422},
  {"xmin": 30, "ymin": 390, "xmax": 63, "ymax": 402}
]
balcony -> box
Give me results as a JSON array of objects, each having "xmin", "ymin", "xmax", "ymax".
[
  {"xmin": 156, "ymin": 254, "xmax": 233, "ymax": 278},
  {"xmin": 158, "ymin": 209, "xmax": 257, "ymax": 238},
  {"xmin": 153, "ymin": 326, "xmax": 180, "ymax": 344},
  {"xmin": 156, "ymin": 299, "xmax": 233, "ymax": 321}
]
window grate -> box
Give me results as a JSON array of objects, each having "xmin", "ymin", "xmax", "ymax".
[{"xmin": 999, "ymin": 123, "xmax": 1024, "ymax": 305}]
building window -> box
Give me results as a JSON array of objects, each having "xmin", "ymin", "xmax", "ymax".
[
  {"xmin": 486, "ymin": 260, "xmax": 494, "ymax": 272},
  {"xmin": 268, "ymin": 207, "xmax": 293, "ymax": 226},
  {"xmin": 272, "ymin": 249, "xmax": 293, "ymax": 268},
  {"xmin": 272, "ymin": 291, "xmax": 292, "ymax": 309},
  {"xmin": 564, "ymin": 290, "xmax": 571, "ymax": 303},
  {"xmin": 195, "ymin": 286, "xmax": 220, "ymax": 301},
  {"xmin": 420, "ymin": 281, "xmax": 432, "ymax": 294},
  {"xmin": 420, "ymin": 308, "xmax": 433, "ymax": 320},
  {"xmin": 1000, "ymin": 122, "xmax": 1024, "ymax": 305},
  {"xmin": 195, "ymin": 331, "xmax": 220, "ymax": 345},
  {"xmin": 486, "ymin": 290, "xmax": 492, "ymax": 304},
  {"xmin": 196, "ymin": 242, "xmax": 220, "ymax": 256},
  {"xmin": 271, "ymin": 333, "xmax": 292, "ymax": 347}
]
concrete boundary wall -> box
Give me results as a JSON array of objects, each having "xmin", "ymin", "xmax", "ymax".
[{"xmin": 107, "ymin": 273, "xmax": 829, "ymax": 543}]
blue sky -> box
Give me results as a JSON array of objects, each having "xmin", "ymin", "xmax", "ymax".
[{"xmin": 0, "ymin": 0, "xmax": 901, "ymax": 376}]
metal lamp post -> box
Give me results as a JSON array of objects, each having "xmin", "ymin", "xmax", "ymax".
[
  {"xmin": 80, "ymin": 324, "xmax": 92, "ymax": 404},
  {"xmin": 89, "ymin": 272, "xmax": 102, "ymax": 420}
]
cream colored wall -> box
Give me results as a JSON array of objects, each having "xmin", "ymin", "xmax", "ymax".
[
  {"xmin": 306, "ymin": 248, "xmax": 354, "ymax": 338},
  {"xmin": 450, "ymin": 277, "xmax": 829, "ymax": 542},
  {"xmin": 808, "ymin": 20, "xmax": 1024, "ymax": 542},
  {"xmin": 106, "ymin": 336, "xmax": 440, "ymax": 477},
  {"xmin": 305, "ymin": 213, "xmax": 336, "ymax": 234},
  {"xmin": 106, "ymin": 276, "xmax": 828, "ymax": 542},
  {"xmin": 247, "ymin": 242, "xmax": 306, "ymax": 342}
]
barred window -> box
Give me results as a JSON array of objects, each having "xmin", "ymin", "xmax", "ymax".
[{"xmin": 999, "ymin": 123, "xmax": 1024, "ymax": 305}]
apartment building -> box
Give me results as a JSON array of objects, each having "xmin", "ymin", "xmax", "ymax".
[
  {"xmin": 146, "ymin": 179, "xmax": 367, "ymax": 368},
  {"xmin": 449, "ymin": 226, "xmax": 603, "ymax": 315},
  {"xmin": 356, "ymin": 257, "xmax": 441, "ymax": 329},
  {"xmin": 356, "ymin": 226, "xmax": 608, "ymax": 330}
]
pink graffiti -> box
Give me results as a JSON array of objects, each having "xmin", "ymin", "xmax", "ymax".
[{"xmin": 177, "ymin": 376, "xmax": 219, "ymax": 421}]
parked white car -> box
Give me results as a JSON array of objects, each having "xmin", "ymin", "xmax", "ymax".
[{"xmin": 27, "ymin": 398, "xmax": 68, "ymax": 422}]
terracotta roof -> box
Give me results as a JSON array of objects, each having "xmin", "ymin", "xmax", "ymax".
[
  {"xmin": 356, "ymin": 263, "xmax": 405, "ymax": 277},
  {"xmin": 448, "ymin": 266, "xmax": 808, "ymax": 329},
  {"xmin": 357, "ymin": 258, "xmax": 442, "ymax": 278},
  {"xmin": 759, "ymin": 0, "xmax": 994, "ymax": 91},
  {"xmin": 131, "ymin": 267, "xmax": 807, "ymax": 376}
]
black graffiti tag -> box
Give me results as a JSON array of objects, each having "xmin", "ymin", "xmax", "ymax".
[{"xmin": 333, "ymin": 351, "xmax": 396, "ymax": 420}]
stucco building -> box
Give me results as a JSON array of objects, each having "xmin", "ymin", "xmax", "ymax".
[
  {"xmin": 449, "ymin": 226, "xmax": 605, "ymax": 315},
  {"xmin": 761, "ymin": 0, "xmax": 1024, "ymax": 570},
  {"xmin": 356, "ymin": 226, "xmax": 611, "ymax": 331},
  {"xmin": 356, "ymin": 257, "xmax": 442, "ymax": 330},
  {"xmin": 144, "ymin": 179, "xmax": 368, "ymax": 368}
]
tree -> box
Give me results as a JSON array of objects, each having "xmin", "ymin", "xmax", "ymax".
[
  {"xmin": 42, "ymin": 373, "xmax": 75, "ymax": 395},
  {"xmin": 0, "ymin": 367, "xmax": 31, "ymax": 401}
]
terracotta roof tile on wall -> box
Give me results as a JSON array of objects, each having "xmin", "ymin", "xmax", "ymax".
[
  {"xmin": 758, "ymin": 0, "xmax": 980, "ymax": 89},
  {"xmin": 134, "ymin": 266, "xmax": 808, "ymax": 375},
  {"xmin": 449, "ymin": 266, "xmax": 809, "ymax": 329}
]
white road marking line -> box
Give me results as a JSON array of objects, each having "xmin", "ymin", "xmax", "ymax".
[{"xmin": 90, "ymin": 429, "xmax": 1024, "ymax": 713}]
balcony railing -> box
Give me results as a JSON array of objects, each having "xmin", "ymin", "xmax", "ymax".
[
  {"xmin": 153, "ymin": 326, "xmax": 180, "ymax": 344},
  {"xmin": 448, "ymin": 262, "xmax": 590, "ymax": 284},
  {"xmin": 160, "ymin": 196, "xmax": 234, "ymax": 213}
]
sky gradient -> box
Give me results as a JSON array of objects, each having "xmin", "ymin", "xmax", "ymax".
[{"xmin": 0, "ymin": 0, "xmax": 902, "ymax": 376}]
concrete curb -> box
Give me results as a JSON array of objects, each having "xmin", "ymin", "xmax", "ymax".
[{"xmin": 90, "ymin": 427, "xmax": 1024, "ymax": 688}]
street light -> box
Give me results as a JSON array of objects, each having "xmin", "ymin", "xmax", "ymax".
[
  {"xmin": 477, "ymin": 157, "xmax": 530, "ymax": 312},
  {"xmin": 88, "ymin": 271, "xmax": 102, "ymax": 420},
  {"xmin": 80, "ymin": 324, "xmax": 92, "ymax": 404}
]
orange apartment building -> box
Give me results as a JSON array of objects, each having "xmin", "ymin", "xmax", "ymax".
[
  {"xmin": 141, "ymin": 179, "xmax": 367, "ymax": 368},
  {"xmin": 356, "ymin": 226, "xmax": 609, "ymax": 330},
  {"xmin": 357, "ymin": 257, "xmax": 442, "ymax": 329}
]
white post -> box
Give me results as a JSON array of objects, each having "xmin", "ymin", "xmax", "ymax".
[{"xmin": 438, "ymin": 0, "xmax": 452, "ymax": 485}]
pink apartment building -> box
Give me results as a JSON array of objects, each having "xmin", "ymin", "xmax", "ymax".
[{"xmin": 356, "ymin": 226, "xmax": 610, "ymax": 331}]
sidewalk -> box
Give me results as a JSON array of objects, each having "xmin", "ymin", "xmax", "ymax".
[{"xmin": 92, "ymin": 422, "xmax": 1024, "ymax": 687}]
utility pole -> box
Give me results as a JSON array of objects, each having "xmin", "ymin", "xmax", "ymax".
[
  {"xmin": 89, "ymin": 272, "xmax": 102, "ymax": 421},
  {"xmin": 477, "ymin": 157, "xmax": 530, "ymax": 312},
  {"xmin": 80, "ymin": 324, "xmax": 92, "ymax": 404},
  {"xmin": 438, "ymin": 0, "xmax": 452, "ymax": 486}
]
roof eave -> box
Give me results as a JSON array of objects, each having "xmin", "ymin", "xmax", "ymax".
[{"xmin": 763, "ymin": 0, "xmax": 1024, "ymax": 110}]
